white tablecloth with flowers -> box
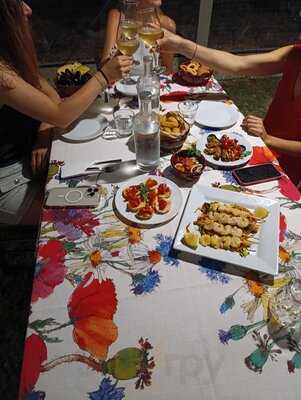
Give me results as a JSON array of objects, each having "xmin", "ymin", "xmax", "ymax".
[{"xmin": 19, "ymin": 76, "xmax": 301, "ymax": 400}]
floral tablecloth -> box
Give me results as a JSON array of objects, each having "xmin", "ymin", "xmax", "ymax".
[{"xmin": 19, "ymin": 77, "xmax": 301, "ymax": 400}]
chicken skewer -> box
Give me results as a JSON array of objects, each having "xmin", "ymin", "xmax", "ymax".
[
  {"xmin": 199, "ymin": 233, "xmax": 250, "ymax": 251},
  {"xmin": 202, "ymin": 202, "xmax": 256, "ymax": 219},
  {"xmin": 197, "ymin": 211, "xmax": 259, "ymax": 233}
]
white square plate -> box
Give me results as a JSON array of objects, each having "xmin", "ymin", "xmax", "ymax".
[{"xmin": 174, "ymin": 185, "xmax": 280, "ymax": 275}]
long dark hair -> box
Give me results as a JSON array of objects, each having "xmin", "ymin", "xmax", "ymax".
[{"xmin": 0, "ymin": 0, "xmax": 40, "ymax": 88}]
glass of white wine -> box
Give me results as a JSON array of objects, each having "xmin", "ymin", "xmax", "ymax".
[
  {"xmin": 138, "ymin": 7, "xmax": 164, "ymax": 75},
  {"xmin": 116, "ymin": 1, "xmax": 139, "ymax": 85}
]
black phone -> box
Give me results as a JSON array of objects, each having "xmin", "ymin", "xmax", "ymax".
[{"xmin": 232, "ymin": 163, "xmax": 282, "ymax": 186}]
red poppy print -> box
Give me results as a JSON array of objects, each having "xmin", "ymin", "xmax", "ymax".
[
  {"xmin": 32, "ymin": 240, "xmax": 66, "ymax": 303},
  {"xmin": 68, "ymin": 272, "xmax": 118, "ymax": 360},
  {"xmin": 249, "ymin": 146, "xmax": 277, "ymax": 166},
  {"xmin": 19, "ymin": 334, "xmax": 47, "ymax": 399}
]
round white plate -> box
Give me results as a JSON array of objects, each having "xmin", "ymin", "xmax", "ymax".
[
  {"xmin": 195, "ymin": 100, "xmax": 239, "ymax": 128},
  {"xmin": 62, "ymin": 116, "xmax": 108, "ymax": 142},
  {"xmin": 196, "ymin": 131, "xmax": 253, "ymax": 168},
  {"xmin": 115, "ymin": 77, "xmax": 139, "ymax": 97},
  {"xmin": 114, "ymin": 175, "xmax": 182, "ymax": 227}
]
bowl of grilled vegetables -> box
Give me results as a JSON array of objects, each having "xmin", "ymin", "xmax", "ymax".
[
  {"xmin": 171, "ymin": 144, "xmax": 205, "ymax": 181},
  {"xmin": 160, "ymin": 111, "xmax": 190, "ymax": 154}
]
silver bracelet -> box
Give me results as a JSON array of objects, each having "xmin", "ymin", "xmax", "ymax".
[{"xmin": 192, "ymin": 43, "xmax": 198, "ymax": 60}]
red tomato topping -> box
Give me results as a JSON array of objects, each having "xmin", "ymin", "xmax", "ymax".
[
  {"xmin": 158, "ymin": 198, "xmax": 168, "ymax": 210},
  {"xmin": 158, "ymin": 183, "xmax": 170, "ymax": 195},
  {"xmin": 148, "ymin": 190, "xmax": 157, "ymax": 204},
  {"xmin": 124, "ymin": 185, "xmax": 140, "ymax": 200},
  {"xmin": 137, "ymin": 204, "xmax": 154, "ymax": 218},
  {"xmin": 145, "ymin": 178, "xmax": 158, "ymax": 190},
  {"xmin": 128, "ymin": 197, "xmax": 141, "ymax": 208}
]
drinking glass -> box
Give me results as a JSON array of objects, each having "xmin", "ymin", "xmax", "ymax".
[
  {"xmin": 138, "ymin": 7, "xmax": 164, "ymax": 74},
  {"xmin": 268, "ymin": 278, "xmax": 301, "ymax": 345},
  {"xmin": 178, "ymin": 101, "xmax": 199, "ymax": 125},
  {"xmin": 116, "ymin": 1, "xmax": 139, "ymax": 84},
  {"xmin": 114, "ymin": 109, "xmax": 134, "ymax": 138}
]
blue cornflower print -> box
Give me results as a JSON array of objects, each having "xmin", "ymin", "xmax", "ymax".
[
  {"xmin": 88, "ymin": 377, "xmax": 125, "ymax": 400},
  {"xmin": 199, "ymin": 126, "xmax": 220, "ymax": 134},
  {"xmin": 198, "ymin": 257, "xmax": 230, "ymax": 284},
  {"xmin": 218, "ymin": 329, "xmax": 232, "ymax": 344},
  {"xmin": 155, "ymin": 234, "xmax": 179, "ymax": 267},
  {"xmin": 221, "ymin": 170, "xmax": 239, "ymax": 185},
  {"xmin": 131, "ymin": 269, "xmax": 161, "ymax": 295},
  {"xmin": 26, "ymin": 392, "xmax": 45, "ymax": 400},
  {"xmin": 219, "ymin": 295, "xmax": 236, "ymax": 314}
]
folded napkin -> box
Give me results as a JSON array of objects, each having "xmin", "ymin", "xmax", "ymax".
[{"xmin": 160, "ymin": 91, "xmax": 230, "ymax": 103}]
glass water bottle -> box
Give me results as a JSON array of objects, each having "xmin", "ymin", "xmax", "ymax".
[
  {"xmin": 133, "ymin": 96, "xmax": 160, "ymax": 171},
  {"xmin": 137, "ymin": 55, "xmax": 160, "ymax": 113}
]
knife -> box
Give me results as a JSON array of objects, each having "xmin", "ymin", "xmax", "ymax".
[
  {"xmin": 85, "ymin": 158, "xmax": 122, "ymax": 171},
  {"xmin": 60, "ymin": 159, "xmax": 122, "ymax": 179}
]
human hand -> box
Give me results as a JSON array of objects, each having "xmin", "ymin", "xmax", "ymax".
[
  {"xmin": 157, "ymin": 28, "xmax": 185, "ymax": 54},
  {"xmin": 241, "ymin": 115, "xmax": 269, "ymax": 141},
  {"xmin": 31, "ymin": 130, "xmax": 51, "ymax": 175},
  {"xmin": 101, "ymin": 55, "xmax": 133, "ymax": 83}
]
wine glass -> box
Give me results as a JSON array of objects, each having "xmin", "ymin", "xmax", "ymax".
[
  {"xmin": 138, "ymin": 7, "xmax": 165, "ymax": 74},
  {"xmin": 116, "ymin": 1, "xmax": 139, "ymax": 85},
  {"xmin": 268, "ymin": 277, "xmax": 301, "ymax": 345}
]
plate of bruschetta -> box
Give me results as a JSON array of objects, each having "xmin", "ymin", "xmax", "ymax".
[{"xmin": 114, "ymin": 175, "xmax": 183, "ymax": 226}]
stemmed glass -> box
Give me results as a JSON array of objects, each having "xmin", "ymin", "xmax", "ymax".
[
  {"xmin": 138, "ymin": 7, "xmax": 165, "ymax": 74},
  {"xmin": 268, "ymin": 275, "xmax": 301, "ymax": 345},
  {"xmin": 116, "ymin": 0, "xmax": 139, "ymax": 85}
]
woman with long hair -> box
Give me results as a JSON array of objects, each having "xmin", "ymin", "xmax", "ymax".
[
  {"xmin": 157, "ymin": 28, "xmax": 301, "ymax": 186},
  {"xmin": 101, "ymin": 0, "xmax": 176, "ymax": 74},
  {"xmin": 0, "ymin": 0, "xmax": 133, "ymax": 225}
]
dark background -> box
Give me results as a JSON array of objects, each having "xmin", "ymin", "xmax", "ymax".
[{"xmin": 25, "ymin": 0, "xmax": 300, "ymax": 64}]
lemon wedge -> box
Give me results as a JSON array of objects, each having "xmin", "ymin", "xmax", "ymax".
[
  {"xmin": 254, "ymin": 207, "xmax": 269, "ymax": 219},
  {"xmin": 183, "ymin": 231, "xmax": 200, "ymax": 250},
  {"xmin": 57, "ymin": 62, "xmax": 90, "ymax": 76}
]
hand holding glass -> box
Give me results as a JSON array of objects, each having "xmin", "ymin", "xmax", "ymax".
[
  {"xmin": 116, "ymin": 8, "xmax": 139, "ymax": 84},
  {"xmin": 138, "ymin": 7, "xmax": 164, "ymax": 74}
]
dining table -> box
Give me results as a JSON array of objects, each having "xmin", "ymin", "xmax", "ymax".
[{"xmin": 18, "ymin": 74, "xmax": 301, "ymax": 400}]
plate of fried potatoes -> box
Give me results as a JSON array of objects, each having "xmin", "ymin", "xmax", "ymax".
[{"xmin": 160, "ymin": 111, "xmax": 190, "ymax": 152}]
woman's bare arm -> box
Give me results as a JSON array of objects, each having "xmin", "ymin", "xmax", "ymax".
[
  {"xmin": 1, "ymin": 72, "xmax": 105, "ymax": 128},
  {"xmin": 265, "ymin": 135, "xmax": 301, "ymax": 156},
  {"xmin": 0, "ymin": 56, "xmax": 132, "ymax": 128},
  {"xmin": 157, "ymin": 30, "xmax": 293, "ymax": 76},
  {"xmin": 39, "ymin": 75, "xmax": 61, "ymax": 104},
  {"xmin": 101, "ymin": 8, "xmax": 120, "ymax": 63}
]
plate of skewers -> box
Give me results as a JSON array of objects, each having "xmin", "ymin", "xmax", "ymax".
[
  {"xmin": 114, "ymin": 175, "xmax": 183, "ymax": 227},
  {"xmin": 173, "ymin": 186, "xmax": 279, "ymax": 275},
  {"xmin": 196, "ymin": 132, "xmax": 253, "ymax": 168}
]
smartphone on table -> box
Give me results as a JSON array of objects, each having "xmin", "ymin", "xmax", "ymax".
[
  {"xmin": 45, "ymin": 186, "xmax": 101, "ymax": 208},
  {"xmin": 232, "ymin": 163, "xmax": 282, "ymax": 186}
]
